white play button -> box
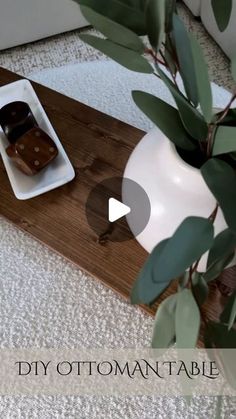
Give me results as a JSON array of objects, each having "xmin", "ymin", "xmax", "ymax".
[
  {"xmin": 108, "ymin": 198, "xmax": 131, "ymax": 223},
  {"xmin": 86, "ymin": 177, "xmax": 151, "ymax": 242}
]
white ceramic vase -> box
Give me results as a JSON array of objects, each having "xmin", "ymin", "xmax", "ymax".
[{"xmin": 123, "ymin": 127, "xmax": 232, "ymax": 271}]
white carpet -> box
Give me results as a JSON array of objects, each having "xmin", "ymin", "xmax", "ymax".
[
  {"xmin": 30, "ymin": 61, "xmax": 231, "ymax": 131},
  {"xmin": 0, "ymin": 60, "xmax": 235, "ymax": 418}
]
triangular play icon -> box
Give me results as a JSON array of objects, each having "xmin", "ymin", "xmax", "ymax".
[{"xmin": 108, "ymin": 198, "xmax": 131, "ymax": 222}]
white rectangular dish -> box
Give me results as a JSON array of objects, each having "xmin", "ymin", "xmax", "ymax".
[{"xmin": 0, "ymin": 79, "xmax": 75, "ymax": 200}]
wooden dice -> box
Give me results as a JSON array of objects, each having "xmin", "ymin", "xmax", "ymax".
[
  {"xmin": 6, "ymin": 127, "xmax": 58, "ymax": 176},
  {"xmin": 0, "ymin": 101, "xmax": 58, "ymax": 176},
  {"xmin": 0, "ymin": 101, "xmax": 37, "ymax": 144}
]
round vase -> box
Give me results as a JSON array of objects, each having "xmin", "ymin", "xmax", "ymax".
[{"xmin": 123, "ymin": 127, "xmax": 233, "ymax": 271}]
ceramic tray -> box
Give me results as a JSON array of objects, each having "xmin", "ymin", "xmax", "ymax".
[{"xmin": 0, "ymin": 79, "xmax": 75, "ymax": 200}]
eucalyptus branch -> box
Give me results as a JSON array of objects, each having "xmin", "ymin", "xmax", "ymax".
[{"xmin": 79, "ymin": 0, "xmax": 236, "ymax": 357}]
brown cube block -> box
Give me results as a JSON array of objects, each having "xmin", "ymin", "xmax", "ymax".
[
  {"xmin": 0, "ymin": 101, "xmax": 38, "ymax": 144},
  {"xmin": 6, "ymin": 127, "xmax": 58, "ymax": 176}
]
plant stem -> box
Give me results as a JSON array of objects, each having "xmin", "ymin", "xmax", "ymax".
[
  {"xmin": 165, "ymin": 34, "xmax": 180, "ymax": 71},
  {"xmin": 153, "ymin": 72, "xmax": 161, "ymax": 80},
  {"xmin": 216, "ymin": 92, "xmax": 236, "ymax": 124},
  {"xmin": 145, "ymin": 48, "xmax": 165, "ymax": 66},
  {"xmin": 206, "ymin": 123, "xmax": 217, "ymax": 157},
  {"xmin": 209, "ymin": 203, "xmax": 219, "ymax": 223},
  {"xmin": 159, "ymin": 49, "xmax": 179, "ymax": 88}
]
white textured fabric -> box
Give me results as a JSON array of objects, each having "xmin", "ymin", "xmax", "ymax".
[
  {"xmin": 200, "ymin": 0, "xmax": 236, "ymax": 59},
  {"xmin": 183, "ymin": 0, "xmax": 236, "ymax": 59},
  {"xmin": 0, "ymin": 60, "xmax": 235, "ymax": 418},
  {"xmin": 30, "ymin": 61, "xmax": 231, "ymax": 132},
  {"xmin": 183, "ymin": 0, "xmax": 201, "ymax": 16}
]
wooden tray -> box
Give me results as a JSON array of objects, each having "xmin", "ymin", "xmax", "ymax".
[{"xmin": 0, "ymin": 67, "xmax": 233, "ymax": 322}]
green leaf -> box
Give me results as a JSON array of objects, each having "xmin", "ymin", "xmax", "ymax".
[
  {"xmin": 211, "ymin": 0, "xmax": 232, "ymax": 32},
  {"xmin": 178, "ymin": 271, "xmax": 189, "ymax": 289},
  {"xmin": 230, "ymin": 152, "xmax": 236, "ymax": 160},
  {"xmin": 203, "ymin": 252, "xmax": 234, "ymax": 283},
  {"xmin": 152, "ymin": 216, "xmax": 214, "ymax": 283},
  {"xmin": 117, "ymin": 0, "xmax": 146, "ymax": 10},
  {"xmin": 227, "ymin": 297, "xmax": 236, "ymax": 330},
  {"xmin": 213, "ymin": 125, "xmax": 236, "ymax": 156},
  {"xmin": 131, "ymin": 239, "xmax": 169, "ymax": 305},
  {"xmin": 175, "ymin": 289, "xmax": 200, "ymax": 348},
  {"xmin": 119, "ymin": 0, "xmax": 144, "ymax": 7},
  {"xmin": 218, "ymin": 108, "xmax": 236, "ymax": 126},
  {"xmin": 205, "ymin": 321, "xmax": 236, "ymax": 348},
  {"xmin": 192, "ymin": 272, "xmax": 209, "ymax": 305},
  {"xmin": 205, "ymin": 322, "xmax": 236, "ymax": 389},
  {"xmin": 145, "ymin": 0, "xmax": 165, "ymax": 50},
  {"xmin": 207, "ymin": 229, "xmax": 236, "ymax": 268},
  {"xmin": 152, "ymin": 294, "xmax": 177, "ymax": 348},
  {"xmin": 189, "ymin": 34, "xmax": 213, "ymax": 123},
  {"xmin": 165, "ymin": 0, "xmax": 176, "ymax": 32},
  {"xmin": 164, "ymin": 35, "xmax": 177, "ymax": 75},
  {"xmin": 203, "ymin": 228, "xmax": 236, "ymax": 282},
  {"xmin": 201, "ymin": 158, "xmax": 236, "ymax": 233},
  {"xmin": 231, "ymin": 57, "xmax": 236, "ymax": 82},
  {"xmin": 157, "ymin": 66, "xmax": 208, "ymax": 141},
  {"xmin": 132, "ymin": 91, "xmax": 197, "ymax": 150},
  {"xmin": 79, "ymin": 35, "xmax": 153, "ymax": 73},
  {"xmin": 172, "ymin": 14, "xmax": 198, "ymax": 106},
  {"xmin": 76, "ymin": 0, "xmax": 146, "ymax": 35},
  {"xmin": 132, "ymin": 217, "xmax": 214, "ymax": 305},
  {"xmin": 220, "ymin": 291, "xmax": 236, "ymax": 330},
  {"xmin": 80, "ymin": 6, "xmax": 145, "ymax": 52},
  {"xmin": 135, "ymin": 0, "xmax": 147, "ymax": 11}
]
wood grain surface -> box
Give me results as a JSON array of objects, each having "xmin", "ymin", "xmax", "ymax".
[{"xmin": 0, "ymin": 67, "xmax": 234, "ymax": 327}]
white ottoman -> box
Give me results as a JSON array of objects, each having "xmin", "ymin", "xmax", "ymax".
[
  {"xmin": 0, "ymin": 0, "xmax": 88, "ymax": 50},
  {"xmin": 200, "ymin": 0, "xmax": 236, "ymax": 59},
  {"xmin": 182, "ymin": 0, "xmax": 201, "ymax": 16}
]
